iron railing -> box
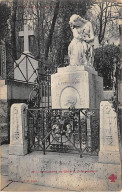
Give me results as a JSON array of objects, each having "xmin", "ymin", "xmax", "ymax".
[{"xmin": 27, "ymin": 108, "xmax": 100, "ymax": 158}]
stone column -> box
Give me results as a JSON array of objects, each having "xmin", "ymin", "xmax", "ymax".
[
  {"xmin": 9, "ymin": 103, "xmax": 28, "ymax": 155},
  {"xmin": 99, "ymin": 101, "xmax": 121, "ymax": 164}
]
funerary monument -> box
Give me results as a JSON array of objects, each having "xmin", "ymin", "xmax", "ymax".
[
  {"xmin": 51, "ymin": 14, "xmax": 103, "ymax": 109},
  {"xmin": 8, "ymin": 14, "xmax": 121, "ymax": 191}
]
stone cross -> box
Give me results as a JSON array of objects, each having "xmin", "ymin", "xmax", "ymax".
[{"xmin": 19, "ymin": 24, "xmax": 34, "ymax": 53}]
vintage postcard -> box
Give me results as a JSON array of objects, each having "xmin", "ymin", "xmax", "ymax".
[{"xmin": 0, "ymin": 0, "xmax": 122, "ymax": 192}]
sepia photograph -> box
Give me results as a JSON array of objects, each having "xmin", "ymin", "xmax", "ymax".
[{"xmin": 0, "ymin": 0, "xmax": 122, "ymax": 192}]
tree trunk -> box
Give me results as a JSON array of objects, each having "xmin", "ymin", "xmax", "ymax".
[
  {"xmin": 11, "ymin": 0, "xmax": 17, "ymax": 60},
  {"xmin": 44, "ymin": 0, "xmax": 60, "ymax": 60}
]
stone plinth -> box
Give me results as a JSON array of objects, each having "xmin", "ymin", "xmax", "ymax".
[
  {"xmin": 99, "ymin": 101, "xmax": 121, "ymax": 164},
  {"xmin": 14, "ymin": 53, "xmax": 38, "ymax": 82},
  {"xmin": 9, "ymin": 103, "xmax": 28, "ymax": 155},
  {"xmin": 51, "ymin": 66, "xmax": 103, "ymax": 109}
]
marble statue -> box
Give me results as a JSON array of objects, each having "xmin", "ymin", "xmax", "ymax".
[{"xmin": 68, "ymin": 14, "xmax": 94, "ymax": 67}]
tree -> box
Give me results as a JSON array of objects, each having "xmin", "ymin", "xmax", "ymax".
[
  {"xmin": 50, "ymin": 0, "xmax": 93, "ymax": 65},
  {"xmin": 0, "ymin": 2, "xmax": 11, "ymax": 41},
  {"xmin": 10, "ymin": 0, "xmax": 18, "ymax": 60},
  {"xmin": 87, "ymin": 1, "xmax": 120, "ymax": 44},
  {"xmin": 44, "ymin": 0, "xmax": 60, "ymax": 60},
  {"xmin": 4, "ymin": 0, "xmax": 93, "ymax": 67},
  {"xmin": 94, "ymin": 44, "xmax": 120, "ymax": 89}
]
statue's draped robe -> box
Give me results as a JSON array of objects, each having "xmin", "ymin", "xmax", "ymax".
[{"xmin": 68, "ymin": 21, "xmax": 94, "ymax": 67}]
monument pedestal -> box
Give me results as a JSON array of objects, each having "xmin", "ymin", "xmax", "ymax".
[{"xmin": 51, "ymin": 65, "xmax": 103, "ymax": 109}]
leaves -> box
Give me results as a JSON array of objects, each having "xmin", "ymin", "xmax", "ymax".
[
  {"xmin": 0, "ymin": 3, "xmax": 11, "ymax": 40},
  {"xmin": 94, "ymin": 44, "xmax": 120, "ymax": 89}
]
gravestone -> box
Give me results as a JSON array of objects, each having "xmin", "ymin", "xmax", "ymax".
[
  {"xmin": 9, "ymin": 103, "xmax": 28, "ymax": 155},
  {"xmin": 14, "ymin": 24, "xmax": 38, "ymax": 82},
  {"xmin": 99, "ymin": 101, "xmax": 121, "ymax": 164}
]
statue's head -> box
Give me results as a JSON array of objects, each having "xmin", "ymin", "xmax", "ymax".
[{"xmin": 69, "ymin": 14, "xmax": 85, "ymax": 29}]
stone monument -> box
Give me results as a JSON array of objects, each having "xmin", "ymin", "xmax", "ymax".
[
  {"xmin": 51, "ymin": 14, "xmax": 103, "ymax": 109},
  {"xmin": 14, "ymin": 24, "xmax": 38, "ymax": 82},
  {"xmin": 9, "ymin": 103, "xmax": 28, "ymax": 155},
  {"xmin": 99, "ymin": 101, "xmax": 121, "ymax": 164}
]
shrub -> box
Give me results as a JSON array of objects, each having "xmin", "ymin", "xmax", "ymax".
[{"xmin": 94, "ymin": 44, "xmax": 120, "ymax": 90}]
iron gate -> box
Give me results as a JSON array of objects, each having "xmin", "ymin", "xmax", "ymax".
[{"xmin": 27, "ymin": 108, "xmax": 99, "ymax": 157}]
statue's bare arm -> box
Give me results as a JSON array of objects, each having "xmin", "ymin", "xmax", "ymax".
[
  {"xmin": 84, "ymin": 22, "xmax": 94, "ymax": 44},
  {"xmin": 72, "ymin": 28, "xmax": 84, "ymax": 41}
]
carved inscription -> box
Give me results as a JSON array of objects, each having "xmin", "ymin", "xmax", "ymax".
[
  {"xmin": 22, "ymin": 107, "xmax": 28, "ymax": 138},
  {"xmin": 106, "ymin": 135, "xmax": 113, "ymax": 146},
  {"xmin": 100, "ymin": 102, "xmax": 119, "ymax": 151},
  {"xmin": 57, "ymin": 80, "xmax": 80, "ymax": 86},
  {"xmin": 13, "ymin": 107, "xmax": 19, "ymax": 140}
]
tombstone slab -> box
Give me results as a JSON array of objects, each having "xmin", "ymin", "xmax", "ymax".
[
  {"xmin": 9, "ymin": 103, "xmax": 28, "ymax": 156},
  {"xmin": 99, "ymin": 101, "xmax": 121, "ymax": 164},
  {"xmin": 51, "ymin": 66, "xmax": 103, "ymax": 109}
]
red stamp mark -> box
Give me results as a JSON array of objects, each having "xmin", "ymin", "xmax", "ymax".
[{"xmin": 108, "ymin": 174, "xmax": 117, "ymax": 182}]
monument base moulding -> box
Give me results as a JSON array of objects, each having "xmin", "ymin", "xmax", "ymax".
[
  {"xmin": 9, "ymin": 144, "xmax": 28, "ymax": 156},
  {"xmin": 51, "ymin": 65, "xmax": 103, "ymax": 109},
  {"xmin": 99, "ymin": 151, "xmax": 121, "ymax": 164}
]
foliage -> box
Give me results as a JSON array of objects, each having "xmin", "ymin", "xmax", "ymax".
[
  {"xmin": 94, "ymin": 44, "xmax": 120, "ymax": 90},
  {"xmin": 86, "ymin": 2, "xmax": 120, "ymax": 45},
  {"xmin": 0, "ymin": 3, "xmax": 11, "ymax": 41},
  {"xmin": 50, "ymin": 0, "xmax": 93, "ymax": 65},
  {"xmin": 1, "ymin": 0, "xmax": 93, "ymax": 66}
]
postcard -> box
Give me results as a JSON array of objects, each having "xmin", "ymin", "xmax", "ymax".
[{"xmin": 0, "ymin": 0, "xmax": 122, "ymax": 192}]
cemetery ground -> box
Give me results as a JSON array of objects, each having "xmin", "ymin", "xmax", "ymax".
[
  {"xmin": 0, "ymin": 144, "xmax": 122, "ymax": 192},
  {"xmin": 0, "ymin": 145, "xmax": 69, "ymax": 192}
]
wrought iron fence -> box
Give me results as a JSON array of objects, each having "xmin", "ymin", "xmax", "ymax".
[
  {"xmin": 27, "ymin": 108, "xmax": 100, "ymax": 157},
  {"xmin": 28, "ymin": 68, "xmax": 54, "ymax": 108}
]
